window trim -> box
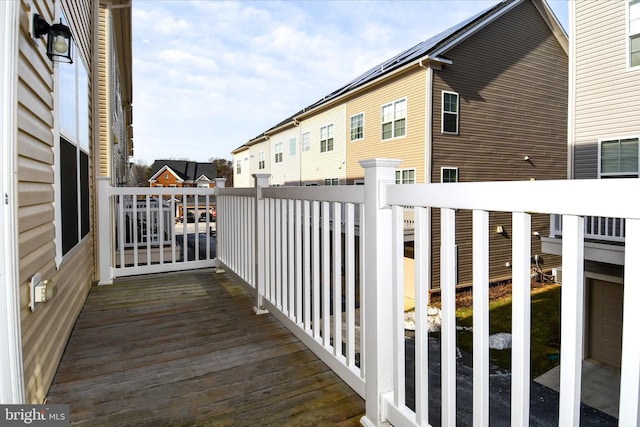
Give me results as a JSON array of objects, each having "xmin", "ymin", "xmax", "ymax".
[
  {"xmin": 274, "ymin": 142, "xmax": 283, "ymax": 163},
  {"xmin": 381, "ymin": 98, "xmax": 407, "ymax": 140},
  {"xmin": 350, "ymin": 112, "xmax": 364, "ymax": 141},
  {"xmin": 324, "ymin": 178, "xmax": 339, "ymax": 186},
  {"xmin": 289, "ymin": 137, "xmax": 297, "ymax": 156},
  {"xmin": 628, "ymin": 0, "xmax": 640, "ymax": 70},
  {"xmin": 442, "ymin": 91, "xmax": 459, "ymax": 134},
  {"xmin": 597, "ymin": 135, "xmax": 639, "ymax": 178},
  {"xmin": 258, "ymin": 151, "xmax": 265, "ymax": 170},
  {"xmin": 320, "ymin": 124, "xmax": 334, "ymax": 152},
  {"xmin": 441, "ymin": 166, "xmax": 459, "ymax": 183},
  {"xmin": 236, "ymin": 159, "xmax": 242, "ymax": 174},
  {"xmin": 395, "ymin": 168, "xmax": 416, "ymax": 184}
]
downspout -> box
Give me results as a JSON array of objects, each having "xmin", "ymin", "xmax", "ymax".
[{"xmin": 0, "ymin": 0, "xmax": 25, "ymax": 403}]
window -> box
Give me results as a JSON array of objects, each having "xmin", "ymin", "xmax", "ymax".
[
  {"xmin": 258, "ymin": 151, "xmax": 265, "ymax": 170},
  {"xmin": 236, "ymin": 159, "xmax": 242, "ymax": 174},
  {"xmin": 382, "ymin": 98, "xmax": 407, "ymax": 140},
  {"xmin": 289, "ymin": 137, "xmax": 297, "ymax": 156},
  {"xmin": 320, "ymin": 124, "xmax": 334, "ymax": 152},
  {"xmin": 441, "ymin": 167, "xmax": 459, "ymax": 183},
  {"xmin": 324, "ymin": 178, "xmax": 339, "ymax": 186},
  {"xmin": 395, "ymin": 169, "xmax": 415, "ymax": 184},
  {"xmin": 302, "ymin": 132, "xmax": 310, "ymax": 152},
  {"xmin": 57, "ymin": 34, "xmax": 89, "ymax": 259},
  {"xmin": 599, "ymin": 137, "xmax": 639, "ymax": 177},
  {"xmin": 169, "ymin": 184, "xmax": 177, "ymax": 188},
  {"xmin": 442, "ymin": 91, "xmax": 459, "ymax": 134},
  {"xmin": 350, "ymin": 113, "xmax": 364, "ymax": 141},
  {"xmin": 630, "ymin": 0, "xmax": 640, "ymax": 67},
  {"xmin": 155, "ymin": 184, "xmax": 163, "ymax": 187},
  {"xmin": 275, "ymin": 143, "xmax": 283, "ymax": 163}
]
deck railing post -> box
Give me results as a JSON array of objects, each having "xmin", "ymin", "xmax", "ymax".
[
  {"xmin": 253, "ymin": 173, "xmax": 271, "ymax": 315},
  {"xmin": 97, "ymin": 177, "xmax": 113, "ymax": 285},
  {"xmin": 359, "ymin": 158, "xmax": 401, "ymax": 427},
  {"xmin": 213, "ymin": 178, "xmax": 226, "ymax": 272}
]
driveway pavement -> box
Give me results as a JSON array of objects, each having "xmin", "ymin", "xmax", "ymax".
[{"xmin": 404, "ymin": 337, "xmax": 618, "ymax": 426}]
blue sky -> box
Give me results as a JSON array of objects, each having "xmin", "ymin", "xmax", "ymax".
[{"xmin": 131, "ymin": 0, "xmax": 569, "ymax": 165}]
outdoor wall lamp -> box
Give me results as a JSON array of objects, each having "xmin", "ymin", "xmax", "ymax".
[{"xmin": 32, "ymin": 13, "xmax": 73, "ymax": 64}]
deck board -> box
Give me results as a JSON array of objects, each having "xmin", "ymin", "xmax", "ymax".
[{"xmin": 46, "ymin": 269, "xmax": 364, "ymax": 426}]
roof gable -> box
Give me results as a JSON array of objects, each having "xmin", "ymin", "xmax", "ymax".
[{"xmin": 149, "ymin": 160, "xmax": 217, "ymax": 182}]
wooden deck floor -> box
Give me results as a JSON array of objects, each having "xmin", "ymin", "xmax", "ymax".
[{"xmin": 46, "ymin": 269, "xmax": 364, "ymax": 426}]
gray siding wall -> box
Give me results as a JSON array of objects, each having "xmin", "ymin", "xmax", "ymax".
[{"xmin": 429, "ymin": 0, "xmax": 568, "ymax": 288}]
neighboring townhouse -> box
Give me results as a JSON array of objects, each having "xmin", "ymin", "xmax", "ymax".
[
  {"xmin": 148, "ymin": 160, "xmax": 217, "ymax": 188},
  {"xmin": 542, "ymin": 0, "xmax": 640, "ymax": 371},
  {"xmin": 232, "ymin": 0, "xmax": 568, "ymax": 289},
  {"xmin": 149, "ymin": 160, "xmax": 218, "ymax": 219},
  {"xmin": 0, "ymin": 0, "xmax": 132, "ymax": 403},
  {"xmin": 232, "ymin": 144, "xmax": 254, "ymax": 188}
]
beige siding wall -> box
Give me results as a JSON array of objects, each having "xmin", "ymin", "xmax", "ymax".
[
  {"xmin": 269, "ymin": 126, "xmax": 300, "ymax": 186},
  {"xmin": 430, "ymin": 0, "xmax": 567, "ymax": 288},
  {"xmin": 233, "ymin": 149, "xmax": 253, "ymax": 188},
  {"xmin": 573, "ymin": 1, "xmax": 640, "ymax": 179},
  {"xmin": 18, "ymin": 0, "xmax": 94, "ymax": 403},
  {"xmin": 299, "ymin": 104, "xmax": 347, "ymax": 185},
  {"xmin": 345, "ymin": 69, "xmax": 427, "ymax": 183}
]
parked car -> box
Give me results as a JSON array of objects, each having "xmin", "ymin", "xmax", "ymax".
[
  {"xmin": 199, "ymin": 210, "xmax": 216, "ymax": 222},
  {"xmin": 181, "ymin": 211, "xmax": 195, "ymax": 223}
]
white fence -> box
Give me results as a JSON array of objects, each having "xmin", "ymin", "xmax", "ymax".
[
  {"xmin": 97, "ymin": 179, "xmax": 220, "ymax": 281},
  {"xmin": 214, "ymin": 160, "xmax": 640, "ymax": 427}
]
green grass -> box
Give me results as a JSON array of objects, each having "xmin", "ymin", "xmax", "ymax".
[{"xmin": 455, "ymin": 284, "xmax": 561, "ymax": 378}]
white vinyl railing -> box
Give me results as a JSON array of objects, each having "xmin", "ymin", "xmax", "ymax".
[
  {"xmin": 97, "ymin": 179, "xmax": 221, "ymax": 281},
  {"xmin": 551, "ymin": 214, "xmax": 626, "ymax": 242},
  {"xmin": 213, "ymin": 160, "xmax": 640, "ymax": 427}
]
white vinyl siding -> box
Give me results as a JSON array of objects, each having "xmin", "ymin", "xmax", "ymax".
[
  {"xmin": 599, "ymin": 137, "xmax": 639, "ymax": 177},
  {"xmin": 381, "ymin": 98, "xmax": 407, "ymax": 140},
  {"xmin": 573, "ymin": 1, "xmax": 640, "ymax": 178},
  {"xmin": 299, "ymin": 104, "xmax": 346, "ymax": 184}
]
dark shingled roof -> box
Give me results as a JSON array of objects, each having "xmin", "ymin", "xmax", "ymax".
[{"xmin": 150, "ymin": 160, "xmax": 217, "ymax": 182}]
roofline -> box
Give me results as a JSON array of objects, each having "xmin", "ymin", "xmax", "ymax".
[
  {"xmin": 148, "ymin": 165, "xmax": 183, "ymax": 182},
  {"xmin": 531, "ymin": 0, "xmax": 569, "ymax": 55}
]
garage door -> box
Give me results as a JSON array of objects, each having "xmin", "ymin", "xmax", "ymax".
[{"xmin": 588, "ymin": 279, "xmax": 623, "ymax": 369}]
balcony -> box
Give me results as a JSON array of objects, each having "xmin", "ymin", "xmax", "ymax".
[{"xmin": 85, "ymin": 165, "xmax": 640, "ymax": 426}]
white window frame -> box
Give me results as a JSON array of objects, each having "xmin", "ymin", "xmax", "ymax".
[
  {"xmin": 441, "ymin": 167, "xmax": 459, "ymax": 183},
  {"xmin": 395, "ymin": 168, "xmax": 416, "ymax": 184},
  {"xmin": 258, "ymin": 151, "xmax": 265, "ymax": 170},
  {"xmin": 320, "ymin": 124, "xmax": 334, "ymax": 152},
  {"xmin": 350, "ymin": 112, "xmax": 364, "ymax": 141},
  {"xmin": 442, "ymin": 91, "xmax": 459, "ymax": 134},
  {"xmin": 381, "ymin": 98, "xmax": 407, "ymax": 140},
  {"xmin": 324, "ymin": 178, "xmax": 339, "ymax": 186},
  {"xmin": 236, "ymin": 159, "xmax": 242, "ymax": 174},
  {"xmin": 598, "ymin": 136, "xmax": 639, "ymax": 178},
  {"xmin": 628, "ymin": 0, "xmax": 640, "ymax": 69},
  {"xmin": 54, "ymin": 26, "xmax": 90, "ymax": 265},
  {"xmin": 274, "ymin": 142, "xmax": 283, "ymax": 163},
  {"xmin": 302, "ymin": 132, "xmax": 311, "ymax": 152}
]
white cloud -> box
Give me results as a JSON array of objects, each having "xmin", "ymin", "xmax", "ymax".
[{"xmin": 131, "ymin": 0, "xmax": 569, "ymax": 164}]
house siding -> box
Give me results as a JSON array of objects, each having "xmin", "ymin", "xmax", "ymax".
[
  {"xmin": 17, "ymin": 0, "xmax": 95, "ymax": 403},
  {"xmin": 299, "ymin": 104, "xmax": 346, "ymax": 185},
  {"xmin": 573, "ymin": 1, "xmax": 640, "ymax": 179},
  {"xmin": 346, "ymin": 69, "xmax": 427, "ymax": 183},
  {"xmin": 269, "ymin": 126, "xmax": 300, "ymax": 186},
  {"xmin": 430, "ymin": 0, "xmax": 567, "ymax": 288}
]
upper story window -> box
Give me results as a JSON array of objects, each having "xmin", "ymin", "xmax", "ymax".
[
  {"xmin": 324, "ymin": 178, "xmax": 339, "ymax": 186},
  {"xmin": 395, "ymin": 168, "xmax": 415, "ymax": 184},
  {"xmin": 382, "ymin": 98, "xmax": 407, "ymax": 140},
  {"xmin": 442, "ymin": 91, "xmax": 459, "ymax": 134},
  {"xmin": 350, "ymin": 113, "xmax": 364, "ymax": 141},
  {"xmin": 599, "ymin": 137, "xmax": 639, "ymax": 177},
  {"xmin": 289, "ymin": 137, "xmax": 297, "ymax": 156},
  {"xmin": 258, "ymin": 151, "xmax": 265, "ymax": 170},
  {"xmin": 236, "ymin": 159, "xmax": 242, "ymax": 174},
  {"xmin": 442, "ymin": 167, "xmax": 459, "ymax": 183},
  {"xmin": 275, "ymin": 143, "xmax": 283, "ymax": 163},
  {"xmin": 302, "ymin": 132, "xmax": 310, "ymax": 152},
  {"xmin": 630, "ymin": 0, "xmax": 640, "ymax": 68},
  {"xmin": 57, "ymin": 33, "xmax": 89, "ymax": 261},
  {"xmin": 320, "ymin": 124, "xmax": 334, "ymax": 152}
]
